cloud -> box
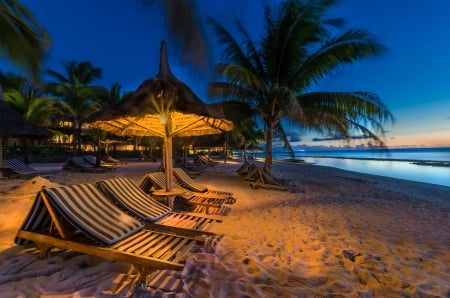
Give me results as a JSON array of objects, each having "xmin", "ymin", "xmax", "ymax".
[{"xmin": 312, "ymin": 134, "xmax": 373, "ymax": 142}]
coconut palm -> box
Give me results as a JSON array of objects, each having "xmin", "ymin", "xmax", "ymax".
[
  {"xmin": 96, "ymin": 82, "xmax": 123, "ymax": 109},
  {"xmin": 2, "ymin": 79, "xmax": 55, "ymax": 127},
  {"xmin": 46, "ymin": 61, "xmax": 104, "ymax": 153},
  {"xmin": 1, "ymin": 73, "xmax": 55, "ymax": 162},
  {"xmin": 142, "ymin": 0, "xmax": 208, "ymax": 68},
  {"xmin": 0, "ymin": 0, "xmax": 49, "ymax": 79},
  {"xmin": 207, "ymin": 0, "xmax": 394, "ymax": 174}
]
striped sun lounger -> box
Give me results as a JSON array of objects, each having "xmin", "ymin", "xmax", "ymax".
[
  {"xmin": 173, "ymin": 167, "xmax": 235, "ymax": 199},
  {"xmin": 15, "ymin": 183, "xmax": 209, "ymax": 281},
  {"xmin": 96, "ymin": 177, "xmax": 223, "ymax": 235},
  {"xmin": 1, "ymin": 158, "xmax": 41, "ymax": 178},
  {"xmin": 139, "ymin": 172, "xmax": 233, "ymax": 215}
]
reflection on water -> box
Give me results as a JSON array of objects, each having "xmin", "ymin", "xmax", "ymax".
[{"xmin": 300, "ymin": 157, "xmax": 450, "ymax": 187}]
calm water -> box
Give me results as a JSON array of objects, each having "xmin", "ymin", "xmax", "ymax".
[{"xmin": 265, "ymin": 147, "xmax": 450, "ymax": 187}]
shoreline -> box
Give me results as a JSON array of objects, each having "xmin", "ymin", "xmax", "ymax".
[
  {"xmin": 0, "ymin": 160, "xmax": 449, "ymax": 296},
  {"xmin": 290, "ymin": 156, "xmax": 450, "ymax": 167}
]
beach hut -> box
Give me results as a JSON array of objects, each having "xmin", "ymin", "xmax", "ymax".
[{"xmin": 0, "ymin": 87, "xmax": 52, "ymax": 166}]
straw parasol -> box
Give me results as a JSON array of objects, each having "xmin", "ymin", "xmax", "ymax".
[
  {"xmin": 0, "ymin": 86, "xmax": 52, "ymax": 165},
  {"xmin": 87, "ymin": 40, "xmax": 233, "ymax": 191}
]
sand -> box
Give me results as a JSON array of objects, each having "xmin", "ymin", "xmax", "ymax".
[{"xmin": 0, "ymin": 159, "xmax": 449, "ymax": 297}]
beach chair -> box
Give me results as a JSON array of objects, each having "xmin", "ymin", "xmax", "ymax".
[
  {"xmin": 96, "ymin": 177, "xmax": 223, "ymax": 235},
  {"xmin": 140, "ymin": 172, "xmax": 232, "ymax": 216},
  {"xmin": 83, "ymin": 154, "xmax": 116, "ymax": 172},
  {"xmin": 1, "ymin": 158, "xmax": 41, "ymax": 178},
  {"xmin": 236, "ymin": 161, "xmax": 252, "ymax": 175},
  {"xmin": 243, "ymin": 163, "xmax": 260, "ymax": 181},
  {"xmin": 15, "ymin": 183, "xmax": 210, "ymax": 282},
  {"xmin": 194, "ymin": 155, "xmax": 217, "ymax": 167},
  {"xmin": 246, "ymin": 167, "xmax": 294, "ymax": 192},
  {"xmin": 62, "ymin": 156, "xmax": 109, "ymax": 173},
  {"xmin": 173, "ymin": 167, "xmax": 235, "ymax": 199}
]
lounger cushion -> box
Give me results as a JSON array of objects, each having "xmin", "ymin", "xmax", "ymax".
[
  {"xmin": 97, "ymin": 177, "xmax": 172, "ymax": 222},
  {"xmin": 173, "ymin": 168, "xmax": 207, "ymax": 192},
  {"xmin": 16, "ymin": 183, "xmax": 144, "ymax": 245}
]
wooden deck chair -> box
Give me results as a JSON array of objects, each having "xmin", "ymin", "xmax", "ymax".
[
  {"xmin": 139, "ymin": 172, "xmax": 232, "ymax": 216},
  {"xmin": 236, "ymin": 161, "xmax": 251, "ymax": 175},
  {"xmin": 173, "ymin": 167, "xmax": 235, "ymax": 200},
  {"xmin": 243, "ymin": 163, "xmax": 261, "ymax": 181},
  {"xmin": 248, "ymin": 167, "xmax": 294, "ymax": 192},
  {"xmin": 96, "ymin": 177, "xmax": 223, "ymax": 235},
  {"xmin": 1, "ymin": 158, "xmax": 42, "ymax": 178},
  {"xmin": 15, "ymin": 183, "xmax": 210, "ymax": 282},
  {"xmin": 62, "ymin": 156, "xmax": 108, "ymax": 173},
  {"xmin": 194, "ymin": 155, "xmax": 216, "ymax": 167}
]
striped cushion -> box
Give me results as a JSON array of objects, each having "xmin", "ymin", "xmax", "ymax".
[
  {"xmin": 15, "ymin": 192, "xmax": 52, "ymax": 245},
  {"xmin": 173, "ymin": 168, "xmax": 207, "ymax": 192},
  {"xmin": 2, "ymin": 158, "xmax": 37, "ymax": 175},
  {"xmin": 173, "ymin": 167, "xmax": 234, "ymax": 198},
  {"xmin": 45, "ymin": 184, "xmax": 143, "ymax": 245},
  {"xmin": 97, "ymin": 177, "xmax": 172, "ymax": 222},
  {"xmin": 146, "ymin": 172, "xmax": 195, "ymax": 199}
]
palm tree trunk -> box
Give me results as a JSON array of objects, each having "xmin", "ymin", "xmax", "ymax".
[{"xmin": 264, "ymin": 120, "xmax": 274, "ymax": 175}]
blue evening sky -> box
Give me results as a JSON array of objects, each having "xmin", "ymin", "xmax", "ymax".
[{"xmin": 4, "ymin": 0, "xmax": 450, "ymax": 148}]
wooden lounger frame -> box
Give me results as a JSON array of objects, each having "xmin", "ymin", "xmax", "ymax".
[
  {"xmin": 246, "ymin": 167, "xmax": 294, "ymax": 192},
  {"xmin": 16, "ymin": 189, "xmax": 203, "ymax": 282},
  {"xmin": 173, "ymin": 167, "xmax": 235, "ymax": 198},
  {"xmin": 96, "ymin": 178, "xmax": 223, "ymax": 236},
  {"xmin": 141, "ymin": 172, "xmax": 232, "ymax": 207}
]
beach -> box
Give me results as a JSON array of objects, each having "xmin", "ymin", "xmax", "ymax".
[{"xmin": 0, "ymin": 159, "xmax": 449, "ymax": 297}]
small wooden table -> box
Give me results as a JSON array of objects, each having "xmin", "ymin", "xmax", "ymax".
[{"xmin": 151, "ymin": 189, "xmax": 186, "ymax": 209}]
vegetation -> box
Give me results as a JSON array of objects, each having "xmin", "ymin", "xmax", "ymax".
[
  {"xmin": 1, "ymin": 0, "xmax": 396, "ymax": 169},
  {"xmin": 46, "ymin": 61, "xmax": 105, "ymax": 153},
  {"xmin": 0, "ymin": 0, "xmax": 49, "ymax": 79},
  {"xmin": 207, "ymin": 0, "xmax": 394, "ymax": 174}
]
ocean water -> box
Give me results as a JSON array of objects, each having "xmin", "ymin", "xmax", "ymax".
[{"xmin": 264, "ymin": 147, "xmax": 450, "ymax": 187}]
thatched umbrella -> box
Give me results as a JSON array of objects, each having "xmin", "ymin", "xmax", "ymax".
[
  {"xmin": 0, "ymin": 86, "xmax": 52, "ymax": 165},
  {"xmin": 87, "ymin": 40, "xmax": 233, "ymax": 191}
]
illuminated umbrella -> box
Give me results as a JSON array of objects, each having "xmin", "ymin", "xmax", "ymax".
[
  {"xmin": 87, "ymin": 41, "xmax": 233, "ymax": 191},
  {"xmin": 0, "ymin": 87, "xmax": 52, "ymax": 165}
]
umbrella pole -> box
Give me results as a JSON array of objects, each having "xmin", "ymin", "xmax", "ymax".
[
  {"xmin": 164, "ymin": 135, "xmax": 173, "ymax": 192},
  {"xmin": 0, "ymin": 136, "xmax": 3, "ymax": 166}
]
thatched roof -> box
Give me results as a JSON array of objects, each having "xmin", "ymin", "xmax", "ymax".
[{"xmin": 87, "ymin": 40, "xmax": 233, "ymax": 137}]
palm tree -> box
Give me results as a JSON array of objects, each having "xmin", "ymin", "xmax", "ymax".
[
  {"xmin": 142, "ymin": 0, "xmax": 208, "ymax": 68},
  {"xmin": 0, "ymin": 0, "xmax": 49, "ymax": 163},
  {"xmin": 96, "ymin": 82, "xmax": 123, "ymax": 109},
  {"xmin": 0, "ymin": 0, "xmax": 49, "ymax": 79},
  {"xmin": 207, "ymin": 0, "xmax": 394, "ymax": 174},
  {"xmin": 1, "ymin": 73, "xmax": 55, "ymax": 162},
  {"xmin": 46, "ymin": 61, "xmax": 104, "ymax": 153},
  {"xmin": 2, "ymin": 79, "xmax": 55, "ymax": 127}
]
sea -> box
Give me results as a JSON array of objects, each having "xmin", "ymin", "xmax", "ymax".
[{"xmin": 252, "ymin": 147, "xmax": 450, "ymax": 187}]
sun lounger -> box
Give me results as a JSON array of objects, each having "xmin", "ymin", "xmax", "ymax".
[
  {"xmin": 194, "ymin": 155, "xmax": 217, "ymax": 167},
  {"xmin": 1, "ymin": 158, "xmax": 44, "ymax": 178},
  {"xmin": 83, "ymin": 155, "xmax": 116, "ymax": 172},
  {"xmin": 96, "ymin": 177, "xmax": 223, "ymax": 235},
  {"xmin": 62, "ymin": 156, "xmax": 111, "ymax": 173},
  {"xmin": 243, "ymin": 163, "xmax": 260, "ymax": 181},
  {"xmin": 236, "ymin": 161, "xmax": 252, "ymax": 175},
  {"xmin": 15, "ymin": 183, "xmax": 210, "ymax": 282},
  {"xmin": 246, "ymin": 166, "xmax": 294, "ymax": 192},
  {"xmin": 173, "ymin": 167, "xmax": 235, "ymax": 199},
  {"xmin": 140, "ymin": 172, "xmax": 232, "ymax": 216}
]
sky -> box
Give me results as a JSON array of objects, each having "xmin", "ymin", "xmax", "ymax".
[{"xmin": 3, "ymin": 0, "xmax": 450, "ymax": 149}]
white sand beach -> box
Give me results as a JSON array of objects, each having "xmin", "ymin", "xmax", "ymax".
[{"xmin": 0, "ymin": 159, "xmax": 449, "ymax": 297}]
